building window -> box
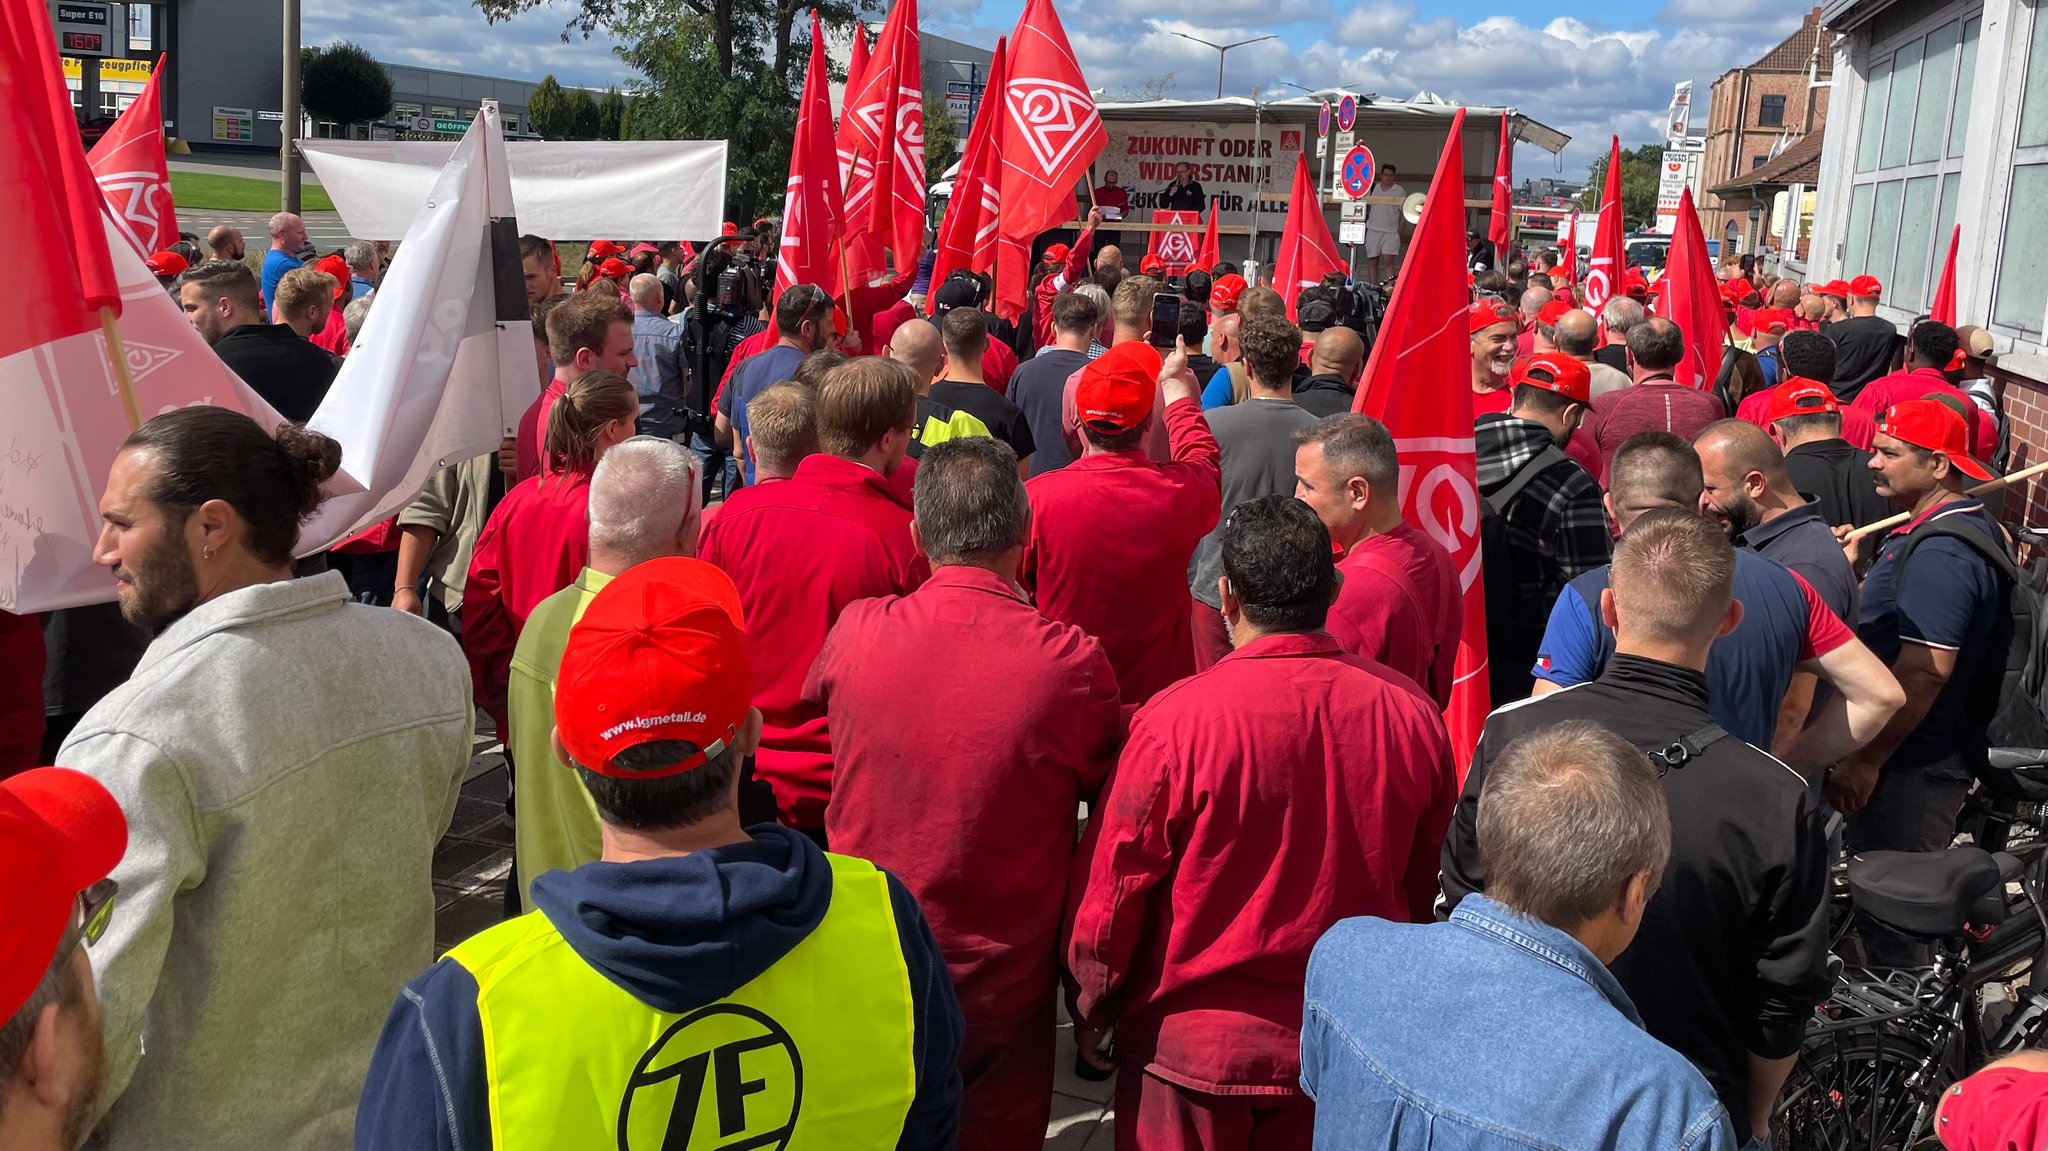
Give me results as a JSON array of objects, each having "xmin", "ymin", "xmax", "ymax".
[
  {"xmin": 1759, "ymin": 95, "xmax": 1786, "ymax": 126},
  {"xmin": 393, "ymin": 102, "xmax": 422, "ymax": 120},
  {"xmin": 502, "ymin": 114, "xmax": 520, "ymax": 133},
  {"xmin": 429, "ymin": 105, "xmax": 457, "ymax": 118},
  {"xmin": 1752, "ymin": 155, "xmax": 1768, "ymax": 169},
  {"xmin": 1994, "ymin": 0, "xmax": 2048, "ymax": 332}
]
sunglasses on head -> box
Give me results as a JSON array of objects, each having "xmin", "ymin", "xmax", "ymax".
[{"xmin": 74, "ymin": 878, "xmax": 118, "ymax": 953}]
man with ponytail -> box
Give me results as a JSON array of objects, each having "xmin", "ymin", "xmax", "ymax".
[{"xmin": 56, "ymin": 409, "xmax": 474, "ymax": 1151}]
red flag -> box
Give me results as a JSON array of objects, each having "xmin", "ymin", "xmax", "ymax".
[
  {"xmin": 842, "ymin": 0, "xmax": 924, "ymax": 273},
  {"xmin": 1661, "ymin": 187, "xmax": 1725, "ymax": 390},
  {"xmin": 1196, "ymin": 205, "xmax": 1221, "ymax": 270},
  {"xmin": 834, "ymin": 24, "xmax": 884, "ymax": 286},
  {"xmin": 1146, "ymin": 210, "xmax": 1201, "ymax": 277},
  {"xmin": 1558, "ymin": 210, "xmax": 1578, "ymax": 285},
  {"xmin": 928, "ymin": 37, "xmax": 1008, "ymax": 310},
  {"xmin": 1352, "ymin": 107, "xmax": 1490, "ymax": 761},
  {"xmin": 1488, "ymin": 111, "xmax": 1512, "ymax": 249},
  {"xmin": 1930, "ymin": 223, "xmax": 1960, "ymax": 326},
  {"xmin": 0, "ymin": 0, "xmax": 122, "ymax": 361},
  {"xmin": 774, "ymin": 11, "xmax": 846, "ymax": 299},
  {"xmin": 89, "ymin": 56, "xmax": 178, "ymax": 257},
  {"xmin": 1582, "ymin": 136, "xmax": 1626, "ymax": 313},
  {"xmin": 998, "ymin": 0, "xmax": 1104, "ymax": 243},
  {"xmin": 1272, "ymin": 153, "xmax": 1344, "ymax": 319}
]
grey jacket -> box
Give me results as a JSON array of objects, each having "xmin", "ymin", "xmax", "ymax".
[{"xmin": 61, "ymin": 572, "xmax": 474, "ymax": 1151}]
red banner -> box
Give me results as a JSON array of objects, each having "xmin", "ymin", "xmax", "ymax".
[
  {"xmin": 773, "ymin": 11, "xmax": 845, "ymax": 298},
  {"xmin": 1272, "ymin": 152, "xmax": 1343, "ymax": 319},
  {"xmin": 1582, "ymin": 136, "xmax": 1625, "ymax": 313},
  {"xmin": 998, "ymin": 0, "xmax": 1104, "ymax": 242},
  {"xmin": 88, "ymin": 55, "xmax": 177, "ymax": 256},
  {"xmin": 928, "ymin": 37, "xmax": 1008, "ymax": 309},
  {"xmin": 1146, "ymin": 210, "xmax": 1200, "ymax": 277}
]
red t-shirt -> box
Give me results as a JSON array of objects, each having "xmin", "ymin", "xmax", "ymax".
[
  {"xmin": 1066, "ymin": 631, "xmax": 1456, "ymax": 1089},
  {"xmin": 461, "ymin": 470, "xmax": 593, "ymax": 729},
  {"xmin": 514, "ymin": 374, "xmax": 570, "ymax": 483},
  {"xmin": 1853, "ymin": 367, "xmax": 1998, "ymax": 460},
  {"xmin": 1471, "ymin": 385, "xmax": 1515, "ymax": 417},
  {"xmin": 1584, "ymin": 380, "xmax": 1727, "ymax": 478},
  {"xmin": 699, "ymin": 453, "xmax": 927, "ymax": 829},
  {"xmin": 1736, "ymin": 388, "xmax": 1878, "ymax": 450},
  {"xmin": 1345, "ymin": 522, "xmax": 1463, "ymax": 709},
  {"xmin": 1022, "ymin": 398, "xmax": 1221, "ymax": 706}
]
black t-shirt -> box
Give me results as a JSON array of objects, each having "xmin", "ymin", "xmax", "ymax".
[
  {"xmin": 1593, "ymin": 344, "xmax": 1630, "ymax": 375},
  {"xmin": 211, "ymin": 323, "xmax": 341, "ymax": 423},
  {"xmin": 1824, "ymin": 315, "xmax": 1901, "ymax": 402},
  {"xmin": 929, "ymin": 379, "xmax": 1036, "ymax": 462},
  {"xmin": 1010, "ymin": 348, "xmax": 1092, "ymax": 476},
  {"xmin": 1160, "ymin": 180, "xmax": 1207, "ymax": 212}
]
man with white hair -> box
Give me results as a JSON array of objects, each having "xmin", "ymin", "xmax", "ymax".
[
  {"xmin": 506, "ymin": 436, "xmax": 703, "ymax": 900},
  {"xmin": 342, "ymin": 240, "xmax": 381, "ymax": 301},
  {"xmin": 1595, "ymin": 297, "xmax": 1643, "ymax": 375},
  {"xmin": 627, "ymin": 273, "xmax": 690, "ymax": 442},
  {"xmin": 260, "ymin": 211, "xmax": 306, "ymax": 315}
]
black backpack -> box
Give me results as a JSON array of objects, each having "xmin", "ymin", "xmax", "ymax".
[
  {"xmin": 1896, "ymin": 519, "xmax": 2048, "ymax": 751},
  {"xmin": 1479, "ymin": 444, "xmax": 1576, "ymax": 703}
]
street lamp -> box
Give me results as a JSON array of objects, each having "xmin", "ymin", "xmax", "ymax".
[{"xmin": 1171, "ymin": 32, "xmax": 1278, "ymax": 99}]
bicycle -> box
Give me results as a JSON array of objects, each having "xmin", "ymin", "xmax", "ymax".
[{"xmin": 1773, "ymin": 750, "xmax": 2048, "ymax": 1150}]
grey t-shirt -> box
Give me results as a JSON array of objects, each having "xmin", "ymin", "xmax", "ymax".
[{"xmin": 1189, "ymin": 397, "xmax": 1320, "ymax": 608}]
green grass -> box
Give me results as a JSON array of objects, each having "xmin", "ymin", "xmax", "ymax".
[{"xmin": 170, "ymin": 171, "xmax": 335, "ymax": 213}]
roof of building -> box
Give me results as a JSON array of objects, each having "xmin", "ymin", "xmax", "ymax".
[
  {"xmin": 1720, "ymin": 7, "xmax": 1833, "ymax": 76},
  {"xmin": 1707, "ymin": 130, "xmax": 1825, "ymax": 194},
  {"xmin": 1090, "ymin": 96, "xmax": 1571, "ymax": 154}
]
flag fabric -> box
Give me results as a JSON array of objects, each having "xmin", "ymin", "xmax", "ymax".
[
  {"xmin": 835, "ymin": 22, "xmax": 881, "ymax": 285},
  {"xmin": 88, "ymin": 55, "xmax": 178, "ymax": 257},
  {"xmin": 1558, "ymin": 210, "xmax": 1578, "ymax": 285},
  {"xmin": 842, "ymin": 0, "xmax": 924, "ymax": 273},
  {"xmin": 1196, "ymin": 206, "xmax": 1221, "ymax": 271},
  {"xmin": 774, "ymin": 11, "xmax": 846, "ymax": 299},
  {"xmin": 928, "ymin": 36, "xmax": 1007, "ymax": 310},
  {"xmin": 1930, "ymin": 223, "xmax": 1960, "ymax": 326},
  {"xmin": 1351, "ymin": 106, "xmax": 1490, "ymax": 762},
  {"xmin": 299, "ymin": 104, "xmax": 539, "ymax": 551},
  {"xmin": 0, "ymin": 0, "xmax": 122, "ymax": 360},
  {"xmin": 1146, "ymin": 210, "xmax": 1202, "ymax": 277},
  {"xmin": 1272, "ymin": 153, "xmax": 1345, "ymax": 319},
  {"xmin": 998, "ymin": 0, "xmax": 1104, "ymax": 244},
  {"xmin": 1488, "ymin": 111, "xmax": 1513, "ymax": 249},
  {"xmin": 1661, "ymin": 187, "xmax": 1725, "ymax": 391},
  {"xmin": 1582, "ymin": 137, "xmax": 1625, "ymax": 313}
]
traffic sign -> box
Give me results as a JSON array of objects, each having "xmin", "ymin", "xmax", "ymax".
[
  {"xmin": 1341, "ymin": 143, "xmax": 1375, "ymax": 199},
  {"xmin": 1318, "ymin": 101, "xmax": 1331, "ymax": 136},
  {"xmin": 1336, "ymin": 94, "xmax": 1357, "ymax": 132}
]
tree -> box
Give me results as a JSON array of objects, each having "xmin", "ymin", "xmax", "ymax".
[
  {"xmin": 1118, "ymin": 73, "xmax": 1177, "ymax": 101},
  {"xmin": 1579, "ymin": 143, "xmax": 1665, "ymax": 230},
  {"xmin": 528, "ymin": 74, "xmax": 574, "ymax": 140},
  {"xmin": 597, "ymin": 87, "xmax": 628, "ymax": 140},
  {"xmin": 566, "ymin": 87, "xmax": 601, "ymax": 139},
  {"xmin": 474, "ymin": 0, "xmax": 869, "ymax": 89},
  {"xmin": 301, "ymin": 41, "xmax": 394, "ymax": 129},
  {"xmin": 923, "ymin": 94, "xmax": 958, "ymax": 179}
]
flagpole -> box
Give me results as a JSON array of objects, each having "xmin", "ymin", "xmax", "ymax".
[
  {"xmin": 98, "ymin": 307, "xmax": 142, "ymax": 431},
  {"xmin": 1846, "ymin": 459, "xmax": 2048, "ymax": 541}
]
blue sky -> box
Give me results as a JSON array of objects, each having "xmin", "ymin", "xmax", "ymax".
[{"xmin": 307, "ymin": 0, "xmax": 1805, "ymax": 175}]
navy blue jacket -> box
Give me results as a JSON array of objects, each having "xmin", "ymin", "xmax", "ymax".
[{"xmin": 353, "ymin": 825, "xmax": 962, "ymax": 1150}]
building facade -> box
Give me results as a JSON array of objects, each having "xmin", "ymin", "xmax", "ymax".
[
  {"xmin": 1808, "ymin": 0, "xmax": 2048, "ymax": 524},
  {"xmin": 1701, "ymin": 7, "xmax": 1833, "ymax": 250}
]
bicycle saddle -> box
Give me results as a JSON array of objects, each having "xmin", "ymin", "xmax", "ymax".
[
  {"xmin": 1982, "ymin": 748, "xmax": 2048, "ymax": 801},
  {"xmin": 1847, "ymin": 847, "xmax": 2007, "ymax": 939}
]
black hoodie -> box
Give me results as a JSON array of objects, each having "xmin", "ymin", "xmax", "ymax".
[{"xmin": 355, "ymin": 825, "xmax": 962, "ymax": 1150}]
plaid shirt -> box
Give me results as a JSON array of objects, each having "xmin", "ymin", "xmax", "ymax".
[{"xmin": 1476, "ymin": 414, "xmax": 1612, "ymax": 618}]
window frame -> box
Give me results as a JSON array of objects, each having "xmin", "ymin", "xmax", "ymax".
[{"xmin": 1759, "ymin": 93, "xmax": 1788, "ymax": 127}]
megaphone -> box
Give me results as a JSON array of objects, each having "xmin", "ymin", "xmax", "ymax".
[{"xmin": 1402, "ymin": 192, "xmax": 1427, "ymax": 224}]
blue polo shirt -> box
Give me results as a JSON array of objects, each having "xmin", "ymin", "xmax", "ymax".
[
  {"xmin": 1533, "ymin": 549, "xmax": 1849, "ymax": 748},
  {"xmin": 1857, "ymin": 498, "xmax": 2005, "ymax": 774},
  {"xmin": 260, "ymin": 248, "xmax": 302, "ymax": 315},
  {"xmin": 723, "ymin": 344, "xmax": 806, "ymax": 486}
]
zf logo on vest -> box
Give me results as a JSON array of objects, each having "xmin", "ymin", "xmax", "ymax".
[{"xmin": 619, "ymin": 1004, "xmax": 803, "ymax": 1151}]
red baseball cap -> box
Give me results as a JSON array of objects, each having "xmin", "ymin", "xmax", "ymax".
[
  {"xmin": 587, "ymin": 239, "xmax": 626, "ymax": 260},
  {"xmin": 0, "ymin": 768, "xmax": 127, "ymax": 1021},
  {"xmin": 597, "ymin": 258, "xmax": 635, "ymax": 282},
  {"xmin": 1042, "ymin": 243, "xmax": 1070, "ymax": 264},
  {"xmin": 1138, "ymin": 253, "xmax": 1166, "ymax": 275},
  {"xmin": 314, "ymin": 253, "xmax": 352, "ymax": 300},
  {"xmin": 1075, "ymin": 342, "xmax": 1161, "ymax": 433},
  {"xmin": 1469, "ymin": 299, "xmax": 1518, "ymax": 334},
  {"xmin": 720, "ymin": 222, "xmax": 740, "ymax": 238},
  {"xmin": 1210, "ymin": 273, "xmax": 1248, "ymax": 311},
  {"xmin": 1623, "ymin": 268, "xmax": 1650, "ymax": 296},
  {"xmin": 1766, "ymin": 377, "xmax": 1840, "ymax": 422},
  {"xmin": 1879, "ymin": 398, "xmax": 1992, "ymax": 481},
  {"xmin": 1752, "ymin": 307, "xmax": 1793, "ymax": 334},
  {"xmin": 1508, "ymin": 353, "xmax": 1592, "ymax": 405},
  {"xmin": 556, "ymin": 558, "xmax": 752, "ymax": 779},
  {"xmin": 1849, "ymin": 274, "xmax": 1884, "ymax": 300},
  {"xmin": 1535, "ymin": 298, "xmax": 1574, "ymax": 327},
  {"xmin": 630, "ymin": 242, "xmax": 660, "ymax": 257},
  {"xmin": 144, "ymin": 250, "xmax": 187, "ymax": 278},
  {"xmin": 1934, "ymin": 1065, "xmax": 2048, "ymax": 1151},
  {"xmin": 1819, "ymin": 279, "xmax": 1851, "ymax": 299}
]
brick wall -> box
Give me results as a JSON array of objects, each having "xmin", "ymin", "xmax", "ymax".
[
  {"xmin": 1994, "ymin": 368, "xmax": 2048, "ymax": 530},
  {"xmin": 1702, "ymin": 70, "xmax": 1831, "ymax": 243}
]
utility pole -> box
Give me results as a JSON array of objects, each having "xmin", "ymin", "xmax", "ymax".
[
  {"xmin": 282, "ymin": 0, "xmax": 302, "ymax": 213},
  {"xmin": 1169, "ymin": 33, "xmax": 1277, "ymax": 100}
]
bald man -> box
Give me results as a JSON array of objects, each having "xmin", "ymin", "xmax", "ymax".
[
  {"xmin": 1296, "ymin": 327, "xmax": 1365, "ymax": 417},
  {"xmin": 208, "ymin": 224, "xmax": 246, "ymax": 263},
  {"xmin": 1516, "ymin": 285, "xmax": 1552, "ymax": 356},
  {"xmin": 260, "ymin": 211, "xmax": 307, "ymax": 313},
  {"xmin": 1552, "ymin": 309, "xmax": 1632, "ymax": 399},
  {"xmin": 886, "ymin": 316, "xmax": 947, "ymax": 386},
  {"xmin": 1694, "ymin": 419, "xmax": 1857, "ymax": 625}
]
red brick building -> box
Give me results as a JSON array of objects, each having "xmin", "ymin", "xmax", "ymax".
[{"xmin": 1702, "ymin": 8, "xmax": 1833, "ymax": 252}]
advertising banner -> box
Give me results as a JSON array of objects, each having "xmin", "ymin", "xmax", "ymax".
[{"xmin": 1098, "ymin": 118, "xmax": 1304, "ymax": 228}]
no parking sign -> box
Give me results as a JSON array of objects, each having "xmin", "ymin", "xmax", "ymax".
[{"xmin": 1341, "ymin": 144, "xmax": 1376, "ymax": 199}]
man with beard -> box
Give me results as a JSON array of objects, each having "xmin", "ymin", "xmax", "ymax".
[
  {"xmin": 0, "ymin": 767, "xmax": 126, "ymax": 1151},
  {"xmin": 1695, "ymin": 419, "xmax": 1857, "ymax": 623},
  {"xmin": 175, "ymin": 260, "xmax": 340, "ymax": 423},
  {"xmin": 1470, "ymin": 300, "xmax": 1520, "ymax": 416},
  {"xmin": 205, "ymin": 225, "xmax": 244, "ymax": 263},
  {"xmin": 58, "ymin": 409, "xmax": 473, "ymax": 1151}
]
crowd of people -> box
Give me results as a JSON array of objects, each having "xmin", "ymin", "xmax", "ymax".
[{"xmin": 4, "ymin": 203, "xmax": 2046, "ymax": 1151}]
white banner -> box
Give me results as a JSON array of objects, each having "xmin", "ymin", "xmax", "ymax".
[
  {"xmin": 299, "ymin": 138, "xmax": 729, "ymax": 241},
  {"xmin": 1664, "ymin": 81, "xmax": 1694, "ymax": 147},
  {"xmin": 1098, "ymin": 118, "xmax": 1306, "ymax": 228},
  {"xmin": 0, "ymin": 213, "xmax": 287, "ymax": 612},
  {"xmin": 299, "ymin": 105, "xmax": 539, "ymax": 549}
]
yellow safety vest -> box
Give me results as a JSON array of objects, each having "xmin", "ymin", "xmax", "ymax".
[{"xmin": 446, "ymin": 852, "xmax": 918, "ymax": 1151}]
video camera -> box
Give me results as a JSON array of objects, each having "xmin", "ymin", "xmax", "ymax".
[{"xmin": 1296, "ymin": 272, "xmax": 1388, "ymax": 352}]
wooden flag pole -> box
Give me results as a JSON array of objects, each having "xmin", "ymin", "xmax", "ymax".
[
  {"xmin": 99, "ymin": 307, "xmax": 142, "ymax": 431},
  {"xmin": 1846, "ymin": 456, "xmax": 2048, "ymax": 540}
]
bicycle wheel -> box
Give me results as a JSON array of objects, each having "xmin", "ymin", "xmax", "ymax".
[{"xmin": 1774, "ymin": 1030, "xmax": 1949, "ymax": 1151}]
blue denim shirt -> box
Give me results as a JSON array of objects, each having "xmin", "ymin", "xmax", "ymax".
[
  {"xmin": 629, "ymin": 310, "xmax": 691, "ymax": 440},
  {"xmin": 1301, "ymin": 895, "xmax": 1738, "ymax": 1151}
]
